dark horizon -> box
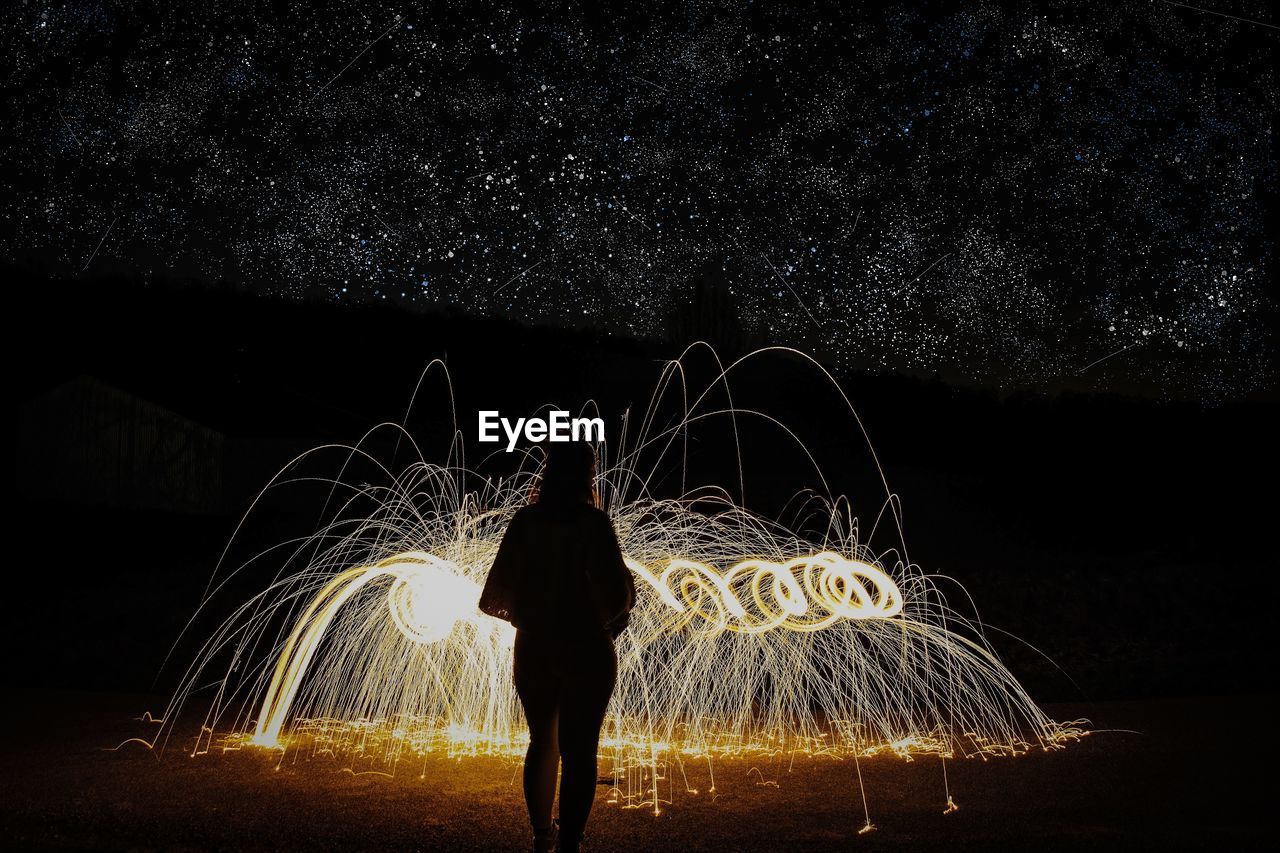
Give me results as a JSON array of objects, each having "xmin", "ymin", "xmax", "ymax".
[{"xmin": 12, "ymin": 262, "xmax": 1279, "ymax": 405}]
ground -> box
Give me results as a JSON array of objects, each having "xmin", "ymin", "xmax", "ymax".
[{"xmin": 0, "ymin": 691, "xmax": 1269, "ymax": 851}]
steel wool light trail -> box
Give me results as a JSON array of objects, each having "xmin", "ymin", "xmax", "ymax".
[{"xmin": 154, "ymin": 347, "xmax": 1084, "ymax": 823}]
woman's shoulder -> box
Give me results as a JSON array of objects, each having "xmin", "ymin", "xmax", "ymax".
[
  {"xmin": 582, "ymin": 504, "xmax": 619, "ymax": 535},
  {"xmin": 506, "ymin": 504, "xmax": 541, "ymax": 529}
]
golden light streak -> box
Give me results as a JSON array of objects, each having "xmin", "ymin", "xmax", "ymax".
[
  {"xmin": 249, "ymin": 550, "xmax": 904, "ymax": 748},
  {"xmin": 155, "ymin": 347, "xmax": 1086, "ymax": 822}
]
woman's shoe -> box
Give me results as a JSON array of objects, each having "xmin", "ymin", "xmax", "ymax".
[{"xmin": 532, "ymin": 820, "xmax": 558, "ymax": 853}]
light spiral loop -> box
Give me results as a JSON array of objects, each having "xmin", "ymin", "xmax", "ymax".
[
  {"xmin": 162, "ymin": 349, "xmax": 1082, "ymax": 817},
  {"xmin": 630, "ymin": 552, "xmax": 902, "ymax": 636}
]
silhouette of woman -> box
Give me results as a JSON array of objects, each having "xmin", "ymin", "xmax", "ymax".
[{"xmin": 480, "ymin": 442, "xmax": 636, "ymax": 853}]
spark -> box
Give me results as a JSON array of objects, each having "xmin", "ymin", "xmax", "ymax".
[
  {"xmin": 495, "ymin": 258, "xmax": 546, "ymax": 294},
  {"xmin": 613, "ymin": 196, "xmax": 651, "ymax": 231},
  {"xmin": 82, "ymin": 215, "xmax": 118, "ymax": 271},
  {"xmin": 57, "ymin": 109, "xmax": 82, "ymax": 148},
  {"xmin": 370, "ymin": 209, "xmax": 401, "ymax": 239},
  {"xmin": 155, "ymin": 348, "xmax": 1084, "ymax": 820},
  {"xmin": 631, "ymin": 76, "xmax": 669, "ymax": 93},
  {"xmin": 249, "ymin": 550, "xmax": 906, "ymax": 747},
  {"xmin": 1077, "ymin": 339, "xmax": 1145, "ymax": 375},
  {"xmin": 761, "ymin": 253, "xmax": 821, "ymax": 328},
  {"xmin": 1156, "ymin": 0, "xmax": 1280, "ymax": 32},
  {"xmin": 900, "ymin": 253, "xmax": 951, "ymax": 304},
  {"xmin": 312, "ymin": 15, "xmax": 405, "ymax": 102}
]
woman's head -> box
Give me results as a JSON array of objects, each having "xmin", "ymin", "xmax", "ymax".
[{"xmin": 534, "ymin": 441, "xmax": 598, "ymax": 507}]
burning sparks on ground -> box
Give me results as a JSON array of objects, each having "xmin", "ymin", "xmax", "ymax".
[{"xmin": 152, "ymin": 348, "xmax": 1086, "ymax": 821}]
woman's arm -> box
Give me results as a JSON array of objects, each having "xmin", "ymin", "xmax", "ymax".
[
  {"xmin": 479, "ymin": 512, "xmax": 525, "ymax": 623},
  {"xmin": 596, "ymin": 514, "xmax": 636, "ymax": 636}
]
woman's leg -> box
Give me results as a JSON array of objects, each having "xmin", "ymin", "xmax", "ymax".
[
  {"xmin": 555, "ymin": 633, "xmax": 618, "ymax": 849},
  {"xmin": 513, "ymin": 631, "xmax": 561, "ymax": 837}
]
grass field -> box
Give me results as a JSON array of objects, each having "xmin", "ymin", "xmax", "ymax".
[{"xmin": 1, "ymin": 690, "xmax": 1268, "ymax": 851}]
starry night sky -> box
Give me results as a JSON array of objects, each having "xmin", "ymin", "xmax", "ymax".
[{"xmin": 4, "ymin": 1, "xmax": 1276, "ymax": 399}]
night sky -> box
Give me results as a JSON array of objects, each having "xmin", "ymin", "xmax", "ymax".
[{"xmin": 4, "ymin": 1, "xmax": 1276, "ymax": 399}]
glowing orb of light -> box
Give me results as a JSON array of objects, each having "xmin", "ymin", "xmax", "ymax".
[{"xmin": 385, "ymin": 553, "xmax": 483, "ymax": 645}]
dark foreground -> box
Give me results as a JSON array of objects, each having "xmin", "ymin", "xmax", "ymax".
[{"xmin": 0, "ymin": 691, "xmax": 1269, "ymax": 852}]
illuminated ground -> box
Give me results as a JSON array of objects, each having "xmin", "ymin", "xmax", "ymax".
[{"xmin": 0, "ymin": 691, "xmax": 1266, "ymax": 851}]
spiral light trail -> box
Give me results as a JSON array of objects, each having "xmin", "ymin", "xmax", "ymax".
[{"xmin": 155, "ymin": 348, "xmax": 1084, "ymax": 823}]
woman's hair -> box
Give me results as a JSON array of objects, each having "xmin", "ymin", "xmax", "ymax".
[{"xmin": 533, "ymin": 441, "xmax": 599, "ymax": 507}]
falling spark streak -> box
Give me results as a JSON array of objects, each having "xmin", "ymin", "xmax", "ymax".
[
  {"xmin": 495, "ymin": 258, "xmax": 546, "ymax": 294},
  {"xmin": 370, "ymin": 209, "xmax": 401, "ymax": 239},
  {"xmin": 57, "ymin": 109, "xmax": 82, "ymax": 148},
  {"xmin": 83, "ymin": 215, "xmax": 117, "ymax": 271},
  {"xmin": 156, "ymin": 347, "xmax": 1084, "ymax": 818},
  {"xmin": 1077, "ymin": 339, "xmax": 1145, "ymax": 375},
  {"xmin": 631, "ymin": 76, "xmax": 670, "ymax": 93},
  {"xmin": 312, "ymin": 15, "xmax": 404, "ymax": 101},
  {"xmin": 1156, "ymin": 0, "xmax": 1280, "ymax": 32},
  {"xmin": 613, "ymin": 196, "xmax": 651, "ymax": 231},
  {"xmin": 900, "ymin": 253, "xmax": 952, "ymax": 305},
  {"xmin": 761, "ymin": 253, "xmax": 821, "ymax": 328}
]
